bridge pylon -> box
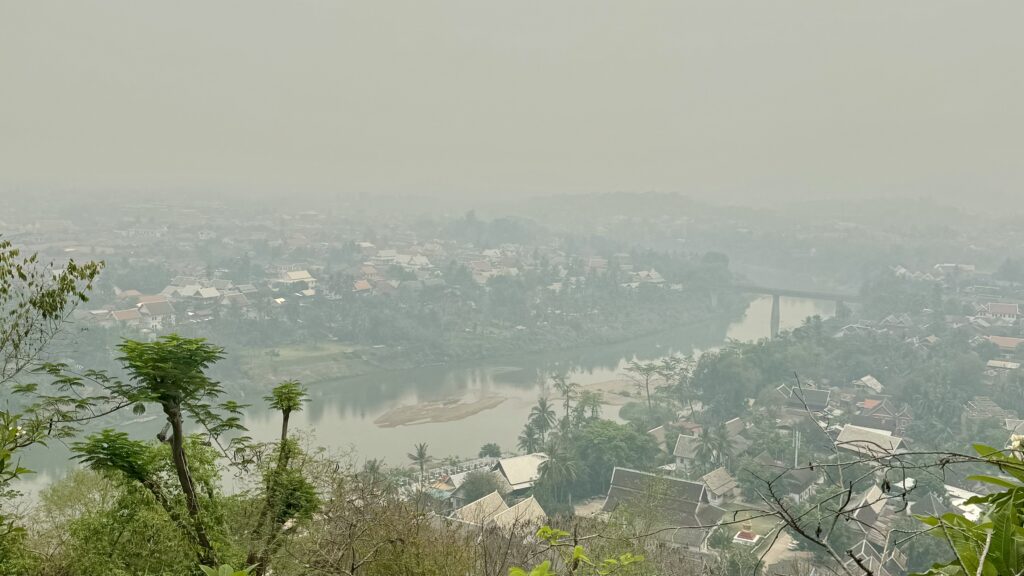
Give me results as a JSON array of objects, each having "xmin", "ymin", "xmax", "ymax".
[{"xmin": 770, "ymin": 293, "xmax": 781, "ymax": 339}]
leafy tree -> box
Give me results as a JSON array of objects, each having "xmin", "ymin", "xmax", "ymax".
[
  {"xmin": 510, "ymin": 526, "xmax": 644, "ymax": 576},
  {"xmin": 478, "ymin": 442, "xmax": 502, "ymax": 458},
  {"xmin": 459, "ymin": 470, "xmax": 504, "ymax": 504},
  {"xmin": 908, "ymin": 443, "xmax": 1024, "ymax": 575},
  {"xmin": 71, "ymin": 433, "xmax": 225, "ymax": 574},
  {"xmin": 263, "ymin": 380, "xmax": 306, "ymax": 444},
  {"xmin": 246, "ymin": 380, "xmax": 316, "ymax": 575},
  {"xmin": 0, "ymin": 239, "xmax": 102, "ymax": 385},
  {"xmin": 623, "ymin": 360, "xmax": 660, "ymax": 415},
  {"xmin": 618, "ymin": 401, "xmax": 676, "ymax": 433},
  {"xmin": 0, "ymin": 238, "xmax": 101, "ymax": 539},
  {"xmin": 570, "ymin": 420, "xmax": 658, "ymax": 497},
  {"xmin": 114, "ymin": 336, "xmax": 237, "ymax": 564}
]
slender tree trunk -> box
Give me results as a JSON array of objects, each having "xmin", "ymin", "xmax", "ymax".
[
  {"xmin": 248, "ymin": 408, "xmax": 295, "ymax": 575},
  {"xmin": 280, "ymin": 409, "xmax": 290, "ymax": 444},
  {"xmin": 165, "ymin": 406, "xmax": 216, "ymax": 566}
]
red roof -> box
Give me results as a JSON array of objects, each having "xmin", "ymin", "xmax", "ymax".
[
  {"xmin": 735, "ymin": 530, "xmax": 758, "ymax": 541},
  {"xmin": 989, "ymin": 335, "xmax": 1024, "ymax": 351},
  {"xmin": 861, "ymin": 399, "xmax": 882, "ymax": 411}
]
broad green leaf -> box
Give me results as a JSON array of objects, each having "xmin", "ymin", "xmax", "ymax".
[
  {"xmin": 967, "ymin": 474, "xmax": 1020, "ymax": 489},
  {"xmin": 992, "ymin": 494, "xmax": 1020, "ymax": 575}
]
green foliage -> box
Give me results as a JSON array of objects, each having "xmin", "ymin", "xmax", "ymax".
[
  {"xmin": 407, "ymin": 442, "xmax": 431, "ymax": 484},
  {"xmin": 530, "ymin": 397, "xmax": 558, "ymax": 441},
  {"xmin": 200, "ymin": 564, "xmax": 256, "ymax": 576},
  {"xmin": 509, "ymin": 526, "xmax": 644, "ymax": 575},
  {"xmin": 72, "ymin": 429, "xmax": 158, "ymax": 483},
  {"xmin": 618, "ymin": 401, "xmax": 676, "ymax": 433},
  {"xmin": 0, "ymin": 239, "xmax": 102, "ymax": 536},
  {"xmin": 478, "ymin": 442, "xmax": 502, "ymax": 458},
  {"xmin": 537, "ymin": 443, "xmax": 579, "ymax": 511},
  {"xmin": 912, "ymin": 444, "xmax": 1024, "ymax": 575},
  {"xmin": 569, "ymin": 420, "xmax": 658, "ymax": 498},
  {"xmin": 119, "ymin": 336, "xmax": 231, "ymax": 423},
  {"xmin": 27, "ymin": 467, "xmax": 210, "ymax": 575},
  {"xmin": 459, "ymin": 470, "xmax": 504, "ymax": 503},
  {"xmin": 264, "ymin": 380, "xmax": 307, "ymax": 415},
  {"xmin": 266, "ymin": 466, "xmax": 319, "ymax": 524},
  {"xmin": 518, "ymin": 423, "xmax": 542, "ymax": 453}
]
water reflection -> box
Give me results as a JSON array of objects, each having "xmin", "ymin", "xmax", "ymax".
[
  {"xmin": 17, "ymin": 295, "xmax": 833, "ymax": 493},
  {"xmin": 241, "ymin": 295, "xmax": 833, "ymax": 464}
]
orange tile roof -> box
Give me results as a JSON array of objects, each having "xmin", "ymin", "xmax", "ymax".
[{"xmin": 861, "ymin": 399, "xmax": 882, "ymax": 411}]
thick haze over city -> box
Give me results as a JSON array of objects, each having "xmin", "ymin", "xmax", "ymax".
[
  {"xmin": 3, "ymin": 1, "xmax": 1023, "ymax": 206},
  {"xmin": 5, "ymin": 4, "xmax": 1024, "ymax": 576}
]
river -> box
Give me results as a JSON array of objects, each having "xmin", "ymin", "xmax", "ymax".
[
  {"xmin": 242, "ymin": 295, "xmax": 833, "ymax": 465},
  {"xmin": 17, "ymin": 295, "xmax": 833, "ymax": 492}
]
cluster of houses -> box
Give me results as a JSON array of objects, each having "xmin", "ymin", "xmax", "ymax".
[
  {"xmin": 343, "ymin": 241, "xmax": 675, "ymax": 298},
  {"xmin": 428, "ymin": 390, "xmax": 935, "ymax": 573},
  {"xmin": 432, "ymin": 453, "xmax": 550, "ymax": 533},
  {"xmin": 76, "ymin": 270, "xmax": 319, "ymax": 334},
  {"xmin": 627, "ymin": 371, "xmax": 966, "ymax": 572}
]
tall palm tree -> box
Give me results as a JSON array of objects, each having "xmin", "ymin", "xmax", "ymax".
[
  {"xmin": 537, "ymin": 443, "xmax": 579, "ymax": 506},
  {"xmin": 518, "ymin": 422, "xmax": 541, "ymax": 453},
  {"xmin": 529, "ymin": 396, "xmax": 557, "ymax": 442},
  {"xmin": 694, "ymin": 426, "xmax": 724, "ymax": 473},
  {"xmin": 551, "ymin": 374, "xmax": 580, "ymax": 420},
  {"xmin": 363, "ymin": 458, "xmax": 383, "ymax": 481},
  {"xmin": 573, "ymin": 390, "xmax": 602, "ymax": 426},
  {"xmin": 407, "ymin": 442, "xmax": 431, "ymax": 485},
  {"xmin": 712, "ymin": 423, "xmax": 734, "ymax": 468}
]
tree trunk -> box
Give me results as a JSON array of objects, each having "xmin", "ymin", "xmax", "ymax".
[
  {"xmin": 165, "ymin": 405, "xmax": 216, "ymax": 565},
  {"xmin": 280, "ymin": 410, "xmax": 291, "ymax": 444},
  {"xmin": 247, "ymin": 408, "xmax": 294, "ymax": 575}
]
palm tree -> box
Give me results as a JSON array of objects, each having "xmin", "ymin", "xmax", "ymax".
[
  {"xmin": 407, "ymin": 442, "xmax": 431, "ymax": 485},
  {"xmin": 363, "ymin": 458, "xmax": 383, "ymax": 481},
  {"xmin": 712, "ymin": 423, "xmax": 734, "ymax": 468},
  {"xmin": 551, "ymin": 374, "xmax": 580, "ymax": 420},
  {"xmin": 518, "ymin": 423, "xmax": 541, "ymax": 453},
  {"xmin": 573, "ymin": 390, "xmax": 602, "ymax": 426},
  {"xmin": 694, "ymin": 426, "xmax": 726, "ymax": 473},
  {"xmin": 537, "ymin": 443, "xmax": 579, "ymax": 506},
  {"xmin": 529, "ymin": 396, "xmax": 557, "ymax": 442}
]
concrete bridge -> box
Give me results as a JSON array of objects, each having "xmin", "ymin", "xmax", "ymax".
[{"xmin": 728, "ymin": 283, "xmax": 861, "ymax": 338}]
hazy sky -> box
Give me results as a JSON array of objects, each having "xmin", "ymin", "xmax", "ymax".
[{"xmin": 2, "ymin": 1, "xmax": 1022, "ymax": 203}]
